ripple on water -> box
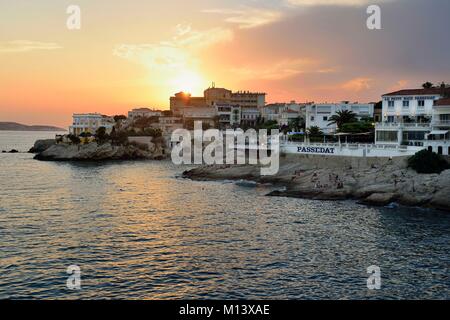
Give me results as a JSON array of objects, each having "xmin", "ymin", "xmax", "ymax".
[{"xmin": 0, "ymin": 133, "xmax": 449, "ymax": 299}]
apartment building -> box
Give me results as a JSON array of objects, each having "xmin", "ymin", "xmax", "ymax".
[
  {"xmin": 306, "ymin": 102, "xmax": 374, "ymax": 134},
  {"xmin": 69, "ymin": 113, "xmax": 115, "ymax": 136},
  {"xmin": 375, "ymin": 86, "xmax": 450, "ymax": 146}
]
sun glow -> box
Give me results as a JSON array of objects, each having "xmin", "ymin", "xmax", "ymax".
[{"xmin": 171, "ymin": 70, "xmax": 205, "ymax": 95}]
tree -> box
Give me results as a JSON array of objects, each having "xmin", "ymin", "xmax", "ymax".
[
  {"xmin": 134, "ymin": 116, "xmax": 159, "ymax": 131},
  {"xmin": 114, "ymin": 115, "xmax": 127, "ymax": 122},
  {"xmin": 422, "ymin": 82, "xmax": 434, "ymax": 89},
  {"xmin": 95, "ymin": 127, "xmax": 108, "ymax": 144},
  {"xmin": 408, "ymin": 149, "xmax": 449, "ymax": 174},
  {"xmin": 68, "ymin": 134, "xmax": 81, "ymax": 145},
  {"xmin": 307, "ymin": 126, "xmax": 324, "ymax": 136},
  {"xmin": 328, "ymin": 110, "xmax": 357, "ymax": 130},
  {"xmin": 289, "ymin": 116, "xmax": 305, "ymax": 131}
]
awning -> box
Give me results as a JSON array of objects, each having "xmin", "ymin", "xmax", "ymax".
[{"xmin": 429, "ymin": 130, "xmax": 449, "ymax": 135}]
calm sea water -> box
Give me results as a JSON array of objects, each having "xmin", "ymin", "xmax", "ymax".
[{"xmin": 0, "ymin": 131, "xmax": 449, "ymax": 299}]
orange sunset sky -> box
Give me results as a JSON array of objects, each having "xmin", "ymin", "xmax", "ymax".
[{"xmin": 1, "ymin": 0, "xmax": 449, "ymax": 127}]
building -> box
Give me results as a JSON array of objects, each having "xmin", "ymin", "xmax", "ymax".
[
  {"xmin": 182, "ymin": 106, "xmax": 217, "ymax": 129},
  {"xmin": 128, "ymin": 108, "xmax": 162, "ymax": 120},
  {"xmin": 170, "ymin": 85, "xmax": 266, "ymax": 127},
  {"xmin": 204, "ymin": 86, "xmax": 232, "ymax": 106},
  {"xmin": 425, "ymin": 97, "xmax": 450, "ymax": 155},
  {"xmin": 155, "ymin": 116, "xmax": 183, "ymax": 134},
  {"xmin": 170, "ymin": 92, "xmax": 207, "ymax": 116},
  {"xmin": 215, "ymin": 103, "xmax": 241, "ymax": 129},
  {"xmin": 69, "ymin": 113, "xmax": 115, "ymax": 136},
  {"xmin": 375, "ymin": 86, "xmax": 450, "ymax": 146},
  {"xmin": 306, "ymin": 102, "xmax": 374, "ymax": 134},
  {"xmin": 279, "ymin": 108, "xmax": 302, "ymax": 127}
]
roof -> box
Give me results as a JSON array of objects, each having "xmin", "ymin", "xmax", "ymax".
[
  {"xmin": 434, "ymin": 98, "xmax": 450, "ymax": 106},
  {"xmin": 383, "ymin": 87, "xmax": 450, "ymax": 97}
]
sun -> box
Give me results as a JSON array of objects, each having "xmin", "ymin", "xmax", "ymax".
[{"xmin": 171, "ymin": 70, "xmax": 204, "ymax": 95}]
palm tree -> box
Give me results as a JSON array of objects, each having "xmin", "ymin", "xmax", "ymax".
[
  {"xmin": 307, "ymin": 126, "xmax": 323, "ymax": 136},
  {"xmin": 328, "ymin": 110, "xmax": 357, "ymax": 130}
]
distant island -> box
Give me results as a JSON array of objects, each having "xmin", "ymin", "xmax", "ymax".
[{"xmin": 0, "ymin": 122, "xmax": 66, "ymax": 132}]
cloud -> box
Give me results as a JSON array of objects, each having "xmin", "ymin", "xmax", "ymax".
[
  {"xmin": 341, "ymin": 77, "xmax": 373, "ymax": 91},
  {"xmin": 113, "ymin": 24, "xmax": 233, "ymax": 69},
  {"xmin": 0, "ymin": 40, "xmax": 62, "ymax": 53},
  {"xmin": 388, "ymin": 80, "xmax": 409, "ymax": 92},
  {"xmin": 203, "ymin": 7, "xmax": 282, "ymax": 29},
  {"xmin": 231, "ymin": 58, "xmax": 335, "ymax": 80}
]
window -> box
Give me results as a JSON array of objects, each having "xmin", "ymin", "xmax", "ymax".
[
  {"xmin": 387, "ymin": 116, "xmax": 395, "ymax": 123},
  {"xmin": 376, "ymin": 131, "xmax": 398, "ymax": 142},
  {"xmin": 402, "ymin": 131, "xmax": 425, "ymax": 141},
  {"xmin": 323, "ymin": 116, "xmax": 328, "ymax": 121},
  {"xmin": 311, "ymin": 116, "xmax": 315, "ymax": 121},
  {"xmin": 388, "ymin": 101, "xmax": 395, "ymax": 107},
  {"xmin": 403, "ymin": 100, "xmax": 410, "ymax": 108},
  {"xmin": 418, "ymin": 100, "xmax": 425, "ymax": 107}
]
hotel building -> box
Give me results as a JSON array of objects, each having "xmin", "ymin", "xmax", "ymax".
[
  {"xmin": 169, "ymin": 85, "xmax": 266, "ymax": 127},
  {"xmin": 306, "ymin": 102, "xmax": 374, "ymax": 134},
  {"xmin": 375, "ymin": 86, "xmax": 450, "ymax": 147},
  {"xmin": 69, "ymin": 113, "xmax": 115, "ymax": 136}
]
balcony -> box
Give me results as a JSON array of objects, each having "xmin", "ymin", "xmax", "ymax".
[
  {"xmin": 432, "ymin": 120, "xmax": 450, "ymax": 127},
  {"xmin": 376, "ymin": 122, "xmax": 431, "ymax": 129}
]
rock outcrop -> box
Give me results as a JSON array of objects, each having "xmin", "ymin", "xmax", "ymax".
[
  {"xmin": 34, "ymin": 142, "xmax": 167, "ymax": 161},
  {"xmin": 183, "ymin": 154, "xmax": 450, "ymax": 212},
  {"xmin": 29, "ymin": 139, "xmax": 56, "ymax": 153}
]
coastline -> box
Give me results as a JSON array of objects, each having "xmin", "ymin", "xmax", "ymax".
[{"xmin": 183, "ymin": 154, "xmax": 450, "ymax": 212}]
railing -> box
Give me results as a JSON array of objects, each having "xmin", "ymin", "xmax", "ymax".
[
  {"xmin": 432, "ymin": 121, "xmax": 450, "ymax": 126},
  {"xmin": 375, "ymin": 122, "xmax": 431, "ymax": 129}
]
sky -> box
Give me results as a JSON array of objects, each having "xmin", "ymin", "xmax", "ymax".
[{"xmin": 1, "ymin": 0, "xmax": 449, "ymax": 127}]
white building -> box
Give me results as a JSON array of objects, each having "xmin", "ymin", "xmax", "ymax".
[
  {"xmin": 69, "ymin": 113, "xmax": 114, "ymax": 136},
  {"xmin": 424, "ymin": 97, "xmax": 450, "ymax": 155},
  {"xmin": 375, "ymin": 87, "xmax": 450, "ymax": 146},
  {"xmin": 128, "ymin": 108, "xmax": 162, "ymax": 120},
  {"xmin": 215, "ymin": 103, "xmax": 241, "ymax": 129},
  {"xmin": 306, "ymin": 102, "xmax": 374, "ymax": 134}
]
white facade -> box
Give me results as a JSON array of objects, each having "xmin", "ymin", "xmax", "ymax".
[
  {"xmin": 69, "ymin": 113, "xmax": 114, "ymax": 136},
  {"xmin": 375, "ymin": 87, "xmax": 450, "ymax": 146},
  {"xmin": 306, "ymin": 103, "xmax": 374, "ymax": 134},
  {"xmin": 128, "ymin": 108, "xmax": 162, "ymax": 120}
]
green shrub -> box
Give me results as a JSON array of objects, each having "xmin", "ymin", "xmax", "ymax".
[{"xmin": 408, "ymin": 149, "xmax": 449, "ymax": 174}]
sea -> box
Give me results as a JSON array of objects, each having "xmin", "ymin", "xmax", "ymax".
[{"xmin": 0, "ymin": 131, "xmax": 449, "ymax": 299}]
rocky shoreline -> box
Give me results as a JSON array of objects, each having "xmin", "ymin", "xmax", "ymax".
[
  {"xmin": 30, "ymin": 139, "xmax": 168, "ymax": 161},
  {"xmin": 183, "ymin": 154, "xmax": 450, "ymax": 212}
]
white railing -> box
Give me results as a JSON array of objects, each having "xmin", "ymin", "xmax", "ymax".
[
  {"xmin": 376, "ymin": 122, "xmax": 431, "ymax": 129},
  {"xmin": 432, "ymin": 121, "xmax": 450, "ymax": 126}
]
